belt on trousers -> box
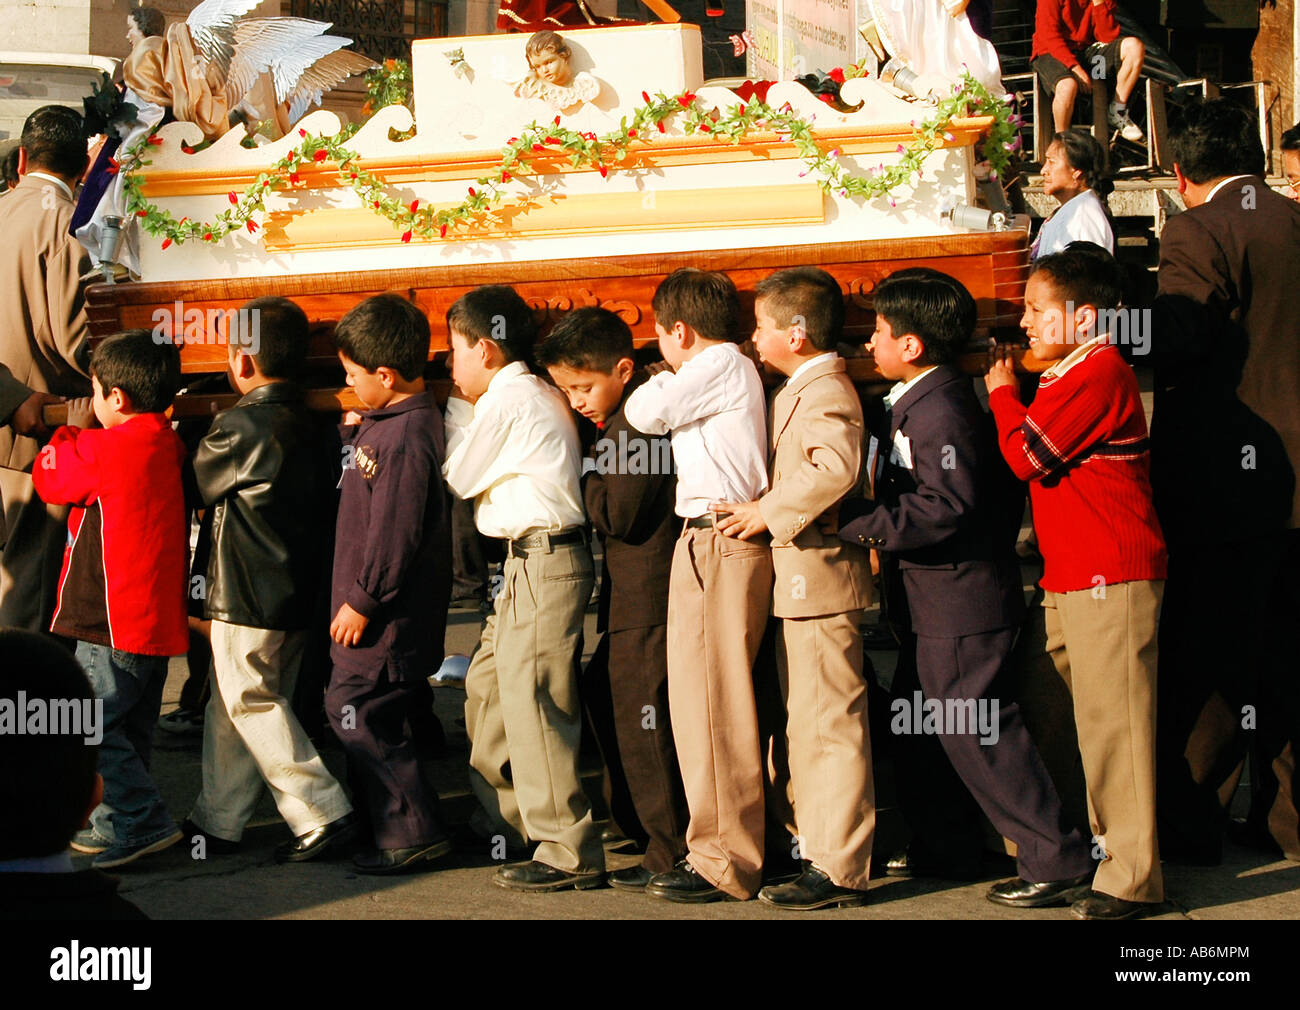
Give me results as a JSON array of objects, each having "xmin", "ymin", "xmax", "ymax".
[
  {"xmin": 505, "ymin": 526, "xmax": 587, "ymax": 558},
  {"xmin": 684, "ymin": 515, "xmax": 717, "ymax": 529}
]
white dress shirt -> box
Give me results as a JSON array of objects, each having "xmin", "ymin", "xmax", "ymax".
[
  {"xmin": 443, "ymin": 360, "xmax": 587, "ymax": 538},
  {"xmin": 624, "ymin": 342, "xmax": 769, "ymax": 518},
  {"xmin": 788, "ymin": 350, "xmax": 839, "ymax": 384},
  {"xmin": 1031, "ymin": 188, "xmax": 1115, "ymax": 259},
  {"xmin": 882, "ymin": 365, "xmax": 938, "ymax": 409}
]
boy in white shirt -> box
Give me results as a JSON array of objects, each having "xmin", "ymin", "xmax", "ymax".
[
  {"xmin": 442, "ymin": 285, "xmax": 604, "ymax": 892},
  {"xmin": 624, "ymin": 268, "xmax": 774, "ymax": 903}
]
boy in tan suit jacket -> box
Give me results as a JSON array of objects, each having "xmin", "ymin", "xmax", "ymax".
[{"xmin": 715, "ymin": 267, "xmax": 876, "ymax": 909}]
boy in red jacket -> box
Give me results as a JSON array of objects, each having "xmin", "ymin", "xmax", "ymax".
[
  {"xmin": 1032, "ymin": 0, "xmax": 1145, "ymax": 138},
  {"xmin": 33, "ymin": 329, "xmax": 188, "ymax": 869},
  {"xmin": 985, "ymin": 244, "xmax": 1166, "ymax": 920}
]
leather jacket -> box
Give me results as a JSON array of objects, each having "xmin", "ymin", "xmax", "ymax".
[{"xmin": 190, "ymin": 381, "xmax": 339, "ymax": 629}]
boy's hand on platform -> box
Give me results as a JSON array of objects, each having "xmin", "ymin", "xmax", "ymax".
[
  {"xmin": 984, "ymin": 344, "xmax": 1019, "ymax": 396},
  {"xmin": 64, "ymin": 397, "xmax": 96, "ymax": 430},
  {"xmin": 330, "ymin": 602, "xmax": 369, "ymax": 647},
  {"xmin": 710, "ymin": 500, "xmax": 768, "ymax": 540}
]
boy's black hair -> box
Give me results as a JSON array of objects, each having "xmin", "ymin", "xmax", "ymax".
[
  {"xmin": 754, "ymin": 266, "xmax": 847, "ymax": 350},
  {"xmin": 90, "ymin": 328, "xmax": 181, "ymax": 413},
  {"xmin": 1170, "ymin": 98, "xmax": 1265, "ymax": 185},
  {"xmin": 1281, "ymin": 122, "xmax": 1300, "ymax": 153},
  {"xmin": 130, "ymin": 5, "xmax": 166, "ymax": 38},
  {"xmin": 21, "ymin": 105, "xmax": 88, "ymax": 179},
  {"xmin": 445, "ymin": 285, "xmax": 537, "ymax": 365},
  {"xmin": 1031, "ymin": 243, "xmax": 1124, "ymax": 312},
  {"xmin": 334, "ymin": 292, "xmax": 430, "ymax": 381},
  {"xmin": 0, "ymin": 629, "xmax": 98, "ymax": 859},
  {"xmin": 534, "ymin": 306, "xmax": 634, "ymax": 373},
  {"xmin": 242, "ymin": 296, "xmax": 310, "ymax": 379},
  {"xmin": 651, "ymin": 268, "xmax": 742, "ymax": 344},
  {"xmin": 871, "ymin": 268, "xmax": 975, "ymax": 366}
]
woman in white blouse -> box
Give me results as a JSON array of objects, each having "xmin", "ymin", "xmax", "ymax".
[{"xmin": 1032, "ymin": 130, "xmax": 1115, "ymax": 259}]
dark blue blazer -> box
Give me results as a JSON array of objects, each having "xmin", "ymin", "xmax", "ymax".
[{"xmin": 839, "ymin": 365, "xmax": 1025, "ymax": 638}]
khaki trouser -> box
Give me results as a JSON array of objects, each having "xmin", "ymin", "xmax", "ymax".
[
  {"xmin": 667, "ymin": 526, "xmax": 773, "ymax": 899},
  {"xmin": 776, "ymin": 611, "xmax": 876, "ymax": 890},
  {"xmin": 0, "ymin": 467, "xmax": 68, "ymax": 632},
  {"xmin": 1043, "ymin": 580, "xmax": 1165, "ymax": 902},
  {"xmin": 191, "ymin": 622, "xmax": 352, "ymax": 840},
  {"xmin": 464, "ymin": 537, "xmax": 603, "ymax": 873}
]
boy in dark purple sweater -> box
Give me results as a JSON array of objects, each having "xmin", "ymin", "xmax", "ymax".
[{"xmin": 325, "ymin": 293, "xmax": 453, "ymax": 875}]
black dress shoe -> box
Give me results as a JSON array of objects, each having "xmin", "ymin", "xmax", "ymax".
[
  {"xmin": 884, "ymin": 847, "xmax": 984, "ymax": 880},
  {"xmin": 274, "ymin": 813, "xmax": 358, "ymax": 864},
  {"xmin": 1071, "ymin": 891, "xmax": 1159, "ymax": 920},
  {"xmin": 352, "ymin": 838, "xmax": 455, "ymax": 875},
  {"xmin": 644, "ymin": 859, "xmax": 734, "ymax": 904},
  {"xmin": 607, "ymin": 865, "xmax": 655, "ymax": 892},
  {"xmin": 181, "ymin": 818, "xmax": 240, "ymax": 856},
  {"xmin": 986, "ymin": 872, "xmax": 1093, "ymax": 908},
  {"xmin": 758, "ymin": 864, "xmax": 869, "ymax": 910},
  {"xmin": 493, "ymin": 859, "xmax": 605, "ymax": 892}
]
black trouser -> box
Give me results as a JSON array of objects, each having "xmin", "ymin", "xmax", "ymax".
[
  {"xmin": 582, "ymin": 624, "xmax": 690, "ymax": 874},
  {"xmin": 1156, "ymin": 529, "xmax": 1300, "ymax": 858},
  {"xmin": 914, "ymin": 628, "xmax": 1095, "ymax": 883},
  {"xmin": 326, "ymin": 662, "xmax": 445, "ymax": 850}
]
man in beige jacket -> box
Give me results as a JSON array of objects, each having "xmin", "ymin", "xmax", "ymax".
[
  {"xmin": 714, "ymin": 266, "xmax": 876, "ymax": 909},
  {"xmin": 0, "ymin": 105, "xmax": 92, "ymax": 631}
]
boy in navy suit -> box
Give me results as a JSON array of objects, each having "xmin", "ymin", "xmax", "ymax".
[{"xmin": 837, "ymin": 268, "xmax": 1094, "ymax": 908}]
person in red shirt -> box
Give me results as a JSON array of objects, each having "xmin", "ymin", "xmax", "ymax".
[
  {"xmin": 985, "ymin": 243, "xmax": 1166, "ymax": 920},
  {"xmin": 1032, "ymin": 0, "xmax": 1145, "ymax": 140},
  {"xmin": 33, "ymin": 329, "xmax": 189, "ymax": 870}
]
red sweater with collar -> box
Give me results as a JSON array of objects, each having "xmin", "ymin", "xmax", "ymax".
[
  {"xmin": 987, "ymin": 342, "xmax": 1166, "ymax": 593},
  {"xmin": 33, "ymin": 413, "xmax": 189, "ymax": 656},
  {"xmin": 1032, "ymin": 0, "xmax": 1120, "ymax": 68}
]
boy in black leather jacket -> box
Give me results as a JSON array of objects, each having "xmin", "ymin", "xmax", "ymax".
[{"xmin": 183, "ymin": 297, "xmax": 356, "ymax": 863}]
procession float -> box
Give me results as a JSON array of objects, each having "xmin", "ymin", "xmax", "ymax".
[{"xmin": 80, "ymin": 1, "xmax": 1032, "ymax": 414}]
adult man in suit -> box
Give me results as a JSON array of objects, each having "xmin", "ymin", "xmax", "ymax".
[
  {"xmin": 1148, "ymin": 99, "xmax": 1300, "ymax": 863},
  {"xmin": 835, "ymin": 268, "xmax": 1094, "ymax": 907},
  {"xmin": 715, "ymin": 266, "xmax": 876, "ymax": 909},
  {"xmin": 0, "ymin": 105, "xmax": 93, "ymax": 633}
]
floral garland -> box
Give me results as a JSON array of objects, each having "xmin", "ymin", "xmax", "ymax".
[{"xmin": 120, "ymin": 70, "xmax": 1019, "ymax": 250}]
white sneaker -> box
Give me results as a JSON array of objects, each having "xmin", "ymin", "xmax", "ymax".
[{"xmin": 1109, "ymin": 103, "xmax": 1144, "ymax": 143}]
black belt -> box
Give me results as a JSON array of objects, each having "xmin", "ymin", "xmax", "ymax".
[
  {"xmin": 505, "ymin": 527, "xmax": 587, "ymax": 557},
  {"xmin": 684, "ymin": 515, "xmax": 719, "ymax": 529}
]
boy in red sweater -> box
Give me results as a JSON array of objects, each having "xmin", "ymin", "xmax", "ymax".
[
  {"xmin": 985, "ymin": 244, "xmax": 1166, "ymax": 920},
  {"xmin": 1032, "ymin": 0, "xmax": 1145, "ymax": 138},
  {"xmin": 33, "ymin": 329, "xmax": 188, "ymax": 869}
]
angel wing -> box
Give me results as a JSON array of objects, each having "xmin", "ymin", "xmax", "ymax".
[
  {"xmin": 185, "ymin": 0, "xmax": 264, "ymax": 80},
  {"xmin": 224, "ymin": 16, "xmax": 335, "ymax": 107},
  {"xmin": 285, "ymin": 49, "xmax": 378, "ymax": 122}
]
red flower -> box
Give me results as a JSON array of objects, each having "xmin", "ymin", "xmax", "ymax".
[
  {"xmin": 545, "ymin": 136, "xmax": 559, "ymax": 145},
  {"xmin": 160, "ymin": 238, "xmax": 172, "ymax": 250},
  {"xmin": 288, "ymin": 150, "xmax": 297, "ymax": 160},
  {"xmin": 106, "ymin": 158, "xmax": 120, "ymax": 175},
  {"xmin": 228, "ymin": 191, "xmax": 238, "ymax": 204},
  {"xmin": 642, "ymin": 91, "xmax": 651, "ymax": 104},
  {"xmin": 246, "ymin": 220, "xmax": 259, "ymax": 233},
  {"xmin": 598, "ymin": 165, "xmax": 607, "ymax": 178},
  {"xmin": 828, "ymin": 67, "xmax": 846, "ymax": 84},
  {"xmin": 737, "ymin": 104, "xmax": 745, "ymax": 115},
  {"xmin": 401, "ymin": 230, "xmax": 412, "ymax": 243},
  {"xmin": 532, "ymin": 143, "xmax": 545, "ymax": 152},
  {"xmin": 553, "ymin": 115, "xmax": 561, "ymax": 126},
  {"xmin": 439, "ymin": 224, "xmax": 448, "ymax": 238},
  {"xmin": 501, "ymin": 171, "xmax": 512, "ymax": 182},
  {"xmin": 313, "ymin": 149, "xmax": 328, "ymax": 162},
  {"xmin": 508, "ymin": 137, "xmax": 519, "ymax": 144},
  {"xmin": 135, "ymin": 209, "xmax": 148, "ymax": 218},
  {"xmin": 146, "ymin": 135, "xmax": 163, "ymax": 146},
  {"xmin": 289, "ymin": 171, "xmax": 301, "ymax": 184},
  {"xmin": 350, "ymin": 172, "xmax": 358, "ymax": 179},
  {"xmin": 698, "ymin": 123, "xmax": 711, "ymax": 132},
  {"xmin": 178, "ymin": 217, "xmax": 188, "ymax": 226},
  {"xmin": 298, "ymin": 128, "xmax": 308, "ymax": 138},
  {"xmin": 656, "ymin": 121, "xmax": 666, "ymax": 133},
  {"xmin": 373, "ymin": 200, "xmax": 380, "ymax": 209},
  {"xmin": 677, "ymin": 92, "xmax": 696, "ymax": 107},
  {"xmin": 468, "ymin": 187, "xmax": 476, "ymax": 197},
  {"xmin": 203, "ymin": 232, "xmax": 213, "ymax": 241},
  {"xmin": 409, "ymin": 199, "xmax": 419, "ymax": 213},
  {"xmin": 627, "ymin": 128, "xmax": 637, "ymax": 137}
]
